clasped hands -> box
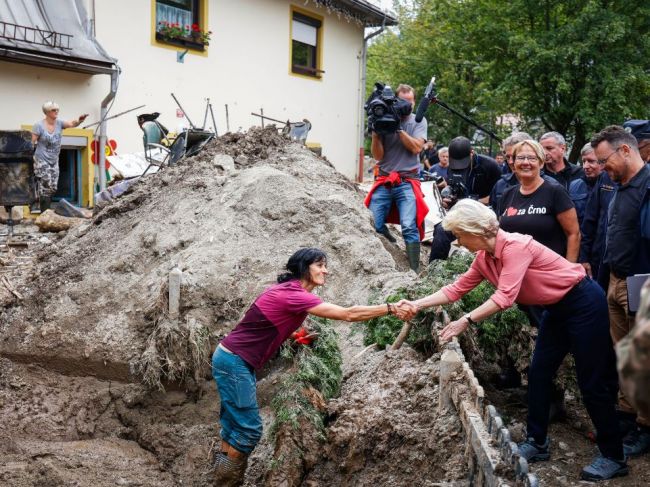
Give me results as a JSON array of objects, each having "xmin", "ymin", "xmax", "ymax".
[
  {"xmin": 391, "ymin": 299, "xmax": 418, "ymax": 320},
  {"xmin": 392, "ymin": 299, "xmax": 470, "ymax": 344}
]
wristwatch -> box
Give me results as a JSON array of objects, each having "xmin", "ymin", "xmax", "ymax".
[{"xmin": 464, "ymin": 313, "xmax": 477, "ymax": 326}]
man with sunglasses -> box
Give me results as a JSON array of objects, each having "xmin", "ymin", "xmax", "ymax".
[{"xmin": 591, "ymin": 125, "xmax": 650, "ymax": 458}]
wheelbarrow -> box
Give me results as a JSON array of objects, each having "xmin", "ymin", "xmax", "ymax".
[{"xmin": 0, "ymin": 131, "xmax": 36, "ymax": 237}]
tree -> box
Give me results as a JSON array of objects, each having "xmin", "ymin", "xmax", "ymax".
[{"xmin": 367, "ymin": 0, "xmax": 650, "ymax": 160}]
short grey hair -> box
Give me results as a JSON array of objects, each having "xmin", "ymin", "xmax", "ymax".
[
  {"xmin": 539, "ymin": 131, "xmax": 566, "ymax": 146},
  {"xmin": 580, "ymin": 142, "xmax": 594, "ymax": 157},
  {"xmin": 442, "ymin": 199, "xmax": 499, "ymax": 239},
  {"xmin": 396, "ymin": 84, "xmax": 415, "ymax": 98},
  {"xmin": 502, "ymin": 132, "xmax": 532, "ymax": 149},
  {"xmin": 438, "ymin": 146, "xmax": 449, "ymax": 156},
  {"xmin": 42, "ymin": 101, "xmax": 59, "ymax": 114}
]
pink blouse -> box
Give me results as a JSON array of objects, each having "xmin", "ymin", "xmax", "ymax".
[{"xmin": 442, "ymin": 230, "xmax": 586, "ymax": 309}]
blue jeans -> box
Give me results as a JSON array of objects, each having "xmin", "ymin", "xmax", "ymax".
[
  {"xmin": 212, "ymin": 346, "xmax": 262, "ymax": 454},
  {"xmin": 369, "ymin": 182, "xmax": 419, "ymax": 243},
  {"xmin": 526, "ymin": 278, "xmax": 622, "ymax": 459}
]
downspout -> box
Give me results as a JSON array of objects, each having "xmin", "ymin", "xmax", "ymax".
[
  {"xmin": 97, "ymin": 66, "xmax": 119, "ymax": 192},
  {"xmin": 357, "ymin": 18, "xmax": 386, "ymax": 183}
]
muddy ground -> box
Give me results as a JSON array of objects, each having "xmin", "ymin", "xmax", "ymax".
[
  {"xmin": 0, "ymin": 127, "xmax": 471, "ymax": 486},
  {"xmin": 3, "ymin": 126, "xmax": 645, "ymax": 486}
]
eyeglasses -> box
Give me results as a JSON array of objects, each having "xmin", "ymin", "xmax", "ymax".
[
  {"xmin": 50, "ymin": 109, "xmax": 59, "ymax": 112},
  {"xmin": 597, "ymin": 147, "xmax": 620, "ymax": 165},
  {"xmin": 515, "ymin": 155, "xmax": 539, "ymax": 162}
]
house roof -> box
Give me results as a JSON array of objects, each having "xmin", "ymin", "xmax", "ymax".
[
  {"xmin": 0, "ymin": 0, "xmax": 116, "ymax": 75},
  {"xmin": 333, "ymin": 0, "xmax": 398, "ymax": 26}
]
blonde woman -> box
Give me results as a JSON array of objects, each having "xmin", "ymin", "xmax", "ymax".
[
  {"xmin": 31, "ymin": 101, "xmax": 88, "ymax": 211},
  {"xmin": 497, "ymin": 140, "xmax": 580, "ymax": 262},
  {"xmin": 399, "ymin": 199, "xmax": 625, "ymax": 481}
]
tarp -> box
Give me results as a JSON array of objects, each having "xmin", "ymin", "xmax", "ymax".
[{"xmin": 0, "ymin": 0, "xmax": 116, "ymax": 74}]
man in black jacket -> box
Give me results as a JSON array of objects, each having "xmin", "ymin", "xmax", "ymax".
[
  {"xmin": 429, "ymin": 136, "xmax": 501, "ymax": 261},
  {"xmin": 539, "ymin": 131, "xmax": 589, "ymax": 222}
]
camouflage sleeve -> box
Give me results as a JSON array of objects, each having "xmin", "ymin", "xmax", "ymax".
[{"xmin": 617, "ymin": 280, "xmax": 650, "ymax": 419}]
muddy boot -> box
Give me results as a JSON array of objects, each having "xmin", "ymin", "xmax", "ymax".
[
  {"xmin": 212, "ymin": 441, "xmax": 248, "ymax": 486},
  {"xmin": 39, "ymin": 196, "xmax": 51, "ymax": 212},
  {"xmin": 212, "ymin": 451, "xmax": 247, "ymax": 486},
  {"xmin": 405, "ymin": 242, "xmax": 420, "ymax": 273}
]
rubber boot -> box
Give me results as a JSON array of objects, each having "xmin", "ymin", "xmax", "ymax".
[
  {"xmin": 39, "ymin": 196, "xmax": 51, "ymax": 212},
  {"xmin": 405, "ymin": 242, "xmax": 420, "ymax": 273},
  {"xmin": 213, "ymin": 442, "xmax": 248, "ymax": 486}
]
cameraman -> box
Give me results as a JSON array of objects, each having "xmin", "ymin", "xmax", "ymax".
[
  {"xmin": 364, "ymin": 84, "xmax": 428, "ymax": 272},
  {"xmin": 429, "ymin": 136, "xmax": 501, "ymax": 261}
]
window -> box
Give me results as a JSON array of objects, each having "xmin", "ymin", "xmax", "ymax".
[
  {"xmin": 291, "ymin": 9, "xmax": 323, "ymax": 78},
  {"xmin": 154, "ymin": 0, "xmax": 210, "ymax": 51}
]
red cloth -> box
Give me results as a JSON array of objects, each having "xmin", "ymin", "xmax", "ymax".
[{"xmin": 364, "ymin": 172, "xmax": 429, "ymax": 241}]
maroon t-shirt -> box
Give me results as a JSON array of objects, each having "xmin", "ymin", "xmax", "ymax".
[{"xmin": 220, "ymin": 280, "xmax": 323, "ymax": 369}]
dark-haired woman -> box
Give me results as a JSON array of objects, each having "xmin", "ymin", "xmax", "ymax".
[{"xmin": 211, "ymin": 248, "xmax": 407, "ymax": 483}]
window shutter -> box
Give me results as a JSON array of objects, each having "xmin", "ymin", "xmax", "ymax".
[{"xmin": 292, "ymin": 19, "xmax": 317, "ymax": 47}]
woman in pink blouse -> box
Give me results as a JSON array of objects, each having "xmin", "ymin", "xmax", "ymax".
[{"xmin": 400, "ymin": 199, "xmax": 625, "ymax": 481}]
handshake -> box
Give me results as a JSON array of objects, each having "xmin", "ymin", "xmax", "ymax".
[{"xmin": 391, "ymin": 299, "xmax": 419, "ymax": 321}]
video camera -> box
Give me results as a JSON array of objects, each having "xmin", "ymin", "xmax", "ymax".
[
  {"xmin": 365, "ymin": 83, "xmax": 413, "ymax": 135},
  {"xmin": 420, "ymin": 170, "xmax": 445, "ymax": 186},
  {"xmin": 440, "ymin": 173, "xmax": 468, "ymax": 206}
]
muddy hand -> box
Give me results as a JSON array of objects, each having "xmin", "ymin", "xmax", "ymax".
[
  {"xmin": 438, "ymin": 318, "xmax": 469, "ymax": 343},
  {"xmin": 394, "ymin": 300, "xmax": 417, "ymax": 320}
]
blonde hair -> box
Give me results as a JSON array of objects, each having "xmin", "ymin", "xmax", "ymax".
[
  {"xmin": 442, "ymin": 199, "xmax": 499, "ymax": 238},
  {"xmin": 512, "ymin": 139, "xmax": 546, "ymax": 164},
  {"xmin": 42, "ymin": 101, "xmax": 59, "ymax": 114}
]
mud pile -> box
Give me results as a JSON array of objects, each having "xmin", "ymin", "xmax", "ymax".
[
  {"xmin": 0, "ymin": 126, "xmax": 469, "ymax": 486},
  {"xmin": 0, "ymin": 126, "xmax": 406, "ymax": 381},
  {"xmin": 304, "ymin": 347, "xmax": 467, "ymax": 486}
]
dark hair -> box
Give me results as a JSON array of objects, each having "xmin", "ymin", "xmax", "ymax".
[
  {"xmin": 591, "ymin": 125, "xmax": 638, "ymax": 151},
  {"xmin": 277, "ymin": 248, "xmax": 327, "ymax": 283}
]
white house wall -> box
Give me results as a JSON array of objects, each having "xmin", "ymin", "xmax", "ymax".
[{"xmin": 0, "ymin": 0, "xmax": 365, "ymax": 180}]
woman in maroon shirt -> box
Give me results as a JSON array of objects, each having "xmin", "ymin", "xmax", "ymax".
[
  {"xmin": 400, "ymin": 199, "xmax": 625, "ymax": 481},
  {"xmin": 212, "ymin": 248, "xmax": 409, "ymax": 484}
]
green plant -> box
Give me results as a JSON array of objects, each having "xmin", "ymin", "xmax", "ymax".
[
  {"xmin": 269, "ymin": 317, "xmax": 342, "ymax": 443},
  {"xmin": 157, "ymin": 21, "xmax": 212, "ymax": 46}
]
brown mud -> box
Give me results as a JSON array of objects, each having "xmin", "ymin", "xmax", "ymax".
[{"xmin": 0, "ymin": 127, "xmax": 470, "ymax": 486}]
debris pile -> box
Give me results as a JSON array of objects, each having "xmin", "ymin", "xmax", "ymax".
[{"xmin": 3, "ymin": 126, "xmax": 467, "ymax": 486}]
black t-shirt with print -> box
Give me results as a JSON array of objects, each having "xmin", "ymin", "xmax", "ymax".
[{"xmin": 498, "ymin": 180, "xmax": 575, "ymax": 256}]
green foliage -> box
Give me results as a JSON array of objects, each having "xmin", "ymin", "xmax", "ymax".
[
  {"xmin": 367, "ymin": 0, "xmax": 650, "ymax": 160},
  {"xmin": 269, "ymin": 317, "xmax": 342, "ymax": 443},
  {"xmin": 365, "ymin": 252, "xmax": 533, "ymax": 365},
  {"xmin": 363, "ymin": 283, "xmax": 438, "ymax": 352}
]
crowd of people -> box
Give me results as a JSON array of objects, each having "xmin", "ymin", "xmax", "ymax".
[
  {"xmin": 210, "ymin": 83, "xmax": 649, "ymax": 485},
  {"xmin": 361, "ymin": 85, "xmax": 649, "ymax": 481}
]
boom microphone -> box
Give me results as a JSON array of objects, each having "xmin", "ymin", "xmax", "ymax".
[{"xmin": 415, "ymin": 76, "xmax": 437, "ymax": 123}]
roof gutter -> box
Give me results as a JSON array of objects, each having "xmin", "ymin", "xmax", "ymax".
[
  {"xmin": 97, "ymin": 65, "xmax": 120, "ymax": 193},
  {"xmin": 0, "ymin": 47, "xmax": 116, "ymax": 75},
  {"xmin": 357, "ymin": 18, "xmax": 387, "ymax": 182}
]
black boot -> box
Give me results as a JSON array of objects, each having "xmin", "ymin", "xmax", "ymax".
[
  {"xmin": 39, "ymin": 196, "xmax": 51, "ymax": 212},
  {"xmin": 405, "ymin": 242, "xmax": 421, "ymax": 273}
]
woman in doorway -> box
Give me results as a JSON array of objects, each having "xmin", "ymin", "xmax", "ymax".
[
  {"xmin": 212, "ymin": 248, "xmax": 409, "ymax": 485},
  {"xmin": 31, "ymin": 101, "xmax": 88, "ymax": 211}
]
